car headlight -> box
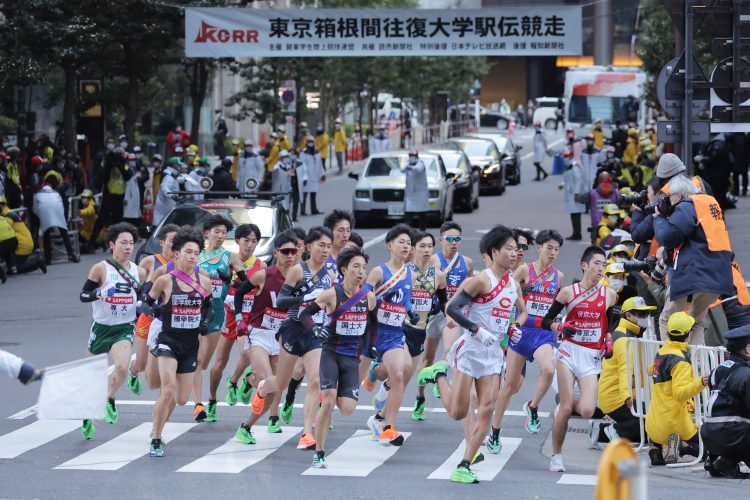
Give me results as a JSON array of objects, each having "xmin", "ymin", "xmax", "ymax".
[
  {"xmin": 355, "ymin": 190, "xmax": 369, "ymax": 199},
  {"xmin": 429, "ymin": 190, "xmax": 439, "ymax": 198},
  {"xmin": 483, "ymin": 164, "xmax": 500, "ymax": 174}
]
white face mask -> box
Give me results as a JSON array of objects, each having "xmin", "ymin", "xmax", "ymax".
[
  {"xmin": 608, "ymin": 215, "xmax": 619, "ymax": 225},
  {"xmin": 636, "ymin": 317, "xmax": 650, "ymax": 328},
  {"xmin": 106, "ymin": 143, "xmax": 115, "ymax": 151},
  {"xmin": 614, "ymin": 256, "xmax": 627, "ymax": 263},
  {"xmin": 608, "ymin": 278, "xmax": 624, "ymax": 291},
  {"xmin": 120, "ymin": 142, "xmax": 128, "ymax": 149},
  {"xmin": 409, "ymin": 157, "xmax": 417, "ymax": 165}
]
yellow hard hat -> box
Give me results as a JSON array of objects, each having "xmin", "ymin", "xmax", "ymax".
[
  {"xmin": 622, "ymin": 296, "xmax": 657, "ymax": 313},
  {"xmin": 628, "ymin": 128, "xmax": 638, "ymax": 136},
  {"xmin": 611, "ymin": 244, "xmax": 629, "ymax": 256},
  {"xmin": 44, "ymin": 170, "xmax": 63, "ymax": 183},
  {"xmin": 81, "ymin": 189, "xmax": 94, "ymax": 198},
  {"xmin": 604, "ymin": 262, "xmax": 625, "ymax": 275},
  {"xmin": 0, "ymin": 196, "xmax": 6, "ymax": 204},
  {"xmin": 603, "ymin": 204, "xmax": 620, "ymax": 216},
  {"xmin": 668, "ymin": 312, "xmax": 695, "ymax": 336},
  {"xmin": 186, "ymin": 144, "xmax": 199, "ymax": 152}
]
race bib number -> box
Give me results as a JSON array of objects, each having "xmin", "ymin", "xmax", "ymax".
[
  {"xmin": 411, "ymin": 289, "xmax": 432, "ymax": 312},
  {"xmin": 171, "ymin": 306, "xmax": 201, "ymax": 329},
  {"xmin": 335, "ymin": 311, "xmax": 368, "ymax": 336},
  {"xmin": 446, "ymin": 285, "xmax": 459, "ymax": 301},
  {"xmin": 103, "ymin": 293, "xmax": 135, "ymax": 319},
  {"xmin": 210, "ymin": 277, "xmax": 224, "ymax": 299},
  {"xmin": 526, "ymin": 294, "xmax": 553, "ymax": 317},
  {"xmin": 574, "ymin": 325, "xmax": 602, "ymax": 344},
  {"xmin": 242, "ymin": 296, "xmax": 255, "ymax": 313},
  {"xmin": 377, "ymin": 301, "xmax": 406, "ymax": 327},
  {"xmin": 261, "ymin": 307, "xmax": 287, "ymax": 332},
  {"xmin": 490, "ymin": 306, "xmax": 511, "ymax": 334}
]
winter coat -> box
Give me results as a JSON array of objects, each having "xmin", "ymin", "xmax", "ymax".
[
  {"xmin": 315, "ymin": 132, "xmax": 330, "ymax": 160},
  {"xmin": 291, "ymin": 159, "xmax": 308, "ymax": 194},
  {"xmin": 299, "ymin": 149, "xmax": 324, "ymax": 193},
  {"xmin": 154, "ymin": 167, "xmax": 179, "ymax": 225},
  {"xmin": 533, "ymin": 129, "xmax": 548, "ymax": 163},
  {"xmin": 402, "ymin": 160, "xmax": 429, "ymax": 213},
  {"xmin": 563, "ymin": 161, "xmax": 586, "ymax": 213},
  {"xmin": 237, "ymin": 154, "xmax": 265, "ymax": 192},
  {"xmin": 123, "ymin": 175, "xmax": 141, "ymax": 219},
  {"xmin": 210, "ymin": 166, "xmax": 235, "ymax": 192},
  {"xmin": 580, "ymin": 146, "xmax": 602, "ymax": 190},
  {"xmin": 33, "ymin": 185, "xmax": 67, "ymax": 232},
  {"xmin": 271, "ymin": 161, "xmax": 292, "ymax": 211}
]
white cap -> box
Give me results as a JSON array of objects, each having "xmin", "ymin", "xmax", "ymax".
[
  {"xmin": 280, "ymin": 150, "xmax": 290, "ymax": 158},
  {"xmin": 244, "ymin": 139, "xmax": 253, "ymax": 147}
]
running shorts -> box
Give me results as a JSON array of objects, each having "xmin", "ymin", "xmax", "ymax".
[
  {"xmin": 404, "ymin": 324, "xmax": 427, "ymax": 357},
  {"xmin": 509, "ymin": 326, "xmax": 556, "ymax": 362},
  {"xmin": 207, "ymin": 297, "xmax": 225, "ymax": 334},
  {"xmin": 279, "ymin": 318, "xmax": 322, "ymax": 357},
  {"xmin": 88, "ymin": 321, "xmax": 134, "ymax": 355},
  {"xmin": 245, "ymin": 326, "xmax": 280, "ymax": 356},
  {"xmin": 376, "ymin": 329, "xmax": 405, "ymax": 361},
  {"xmin": 147, "ymin": 318, "xmax": 162, "ymax": 350},
  {"xmin": 221, "ymin": 304, "xmax": 250, "ymax": 341},
  {"xmin": 445, "ymin": 332, "xmax": 504, "ymax": 379},
  {"xmin": 426, "ymin": 312, "xmax": 446, "ymax": 339},
  {"xmin": 557, "ymin": 340, "xmax": 602, "ymax": 380},
  {"xmin": 152, "ymin": 331, "xmax": 199, "ymax": 374},
  {"xmin": 319, "ymin": 348, "xmax": 361, "ymax": 400}
]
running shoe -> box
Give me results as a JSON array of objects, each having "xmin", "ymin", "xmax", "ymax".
[
  {"xmin": 588, "ymin": 420, "xmax": 601, "ymax": 449},
  {"xmin": 238, "ymin": 366, "xmax": 255, "ymax": 405},
  {"xmin": 104, "ymin": 401, "xmax": 118, "ymax": 424},
  {"xmin": 225, "ymin": 377, "xmax": 239, "ymax": 406},
  {"xmin": 433, "ymin": 384, "xmax": 441, "ymax": 399},
  {"xmin": 523, "ymin": 401, "xmax": 541, "ymax": 434},
  {"xmin": 81, "ymin": 419, "xmax": 96, "ymax": 440},
  {"xmin": 363, "ymin": 360, "xmax": 379, "ymax": 392},
  {"xmin": 329, "ymin": 420, "xmax": 334, "ymax": 431},
  {"xmin": 451, "ymin": 465, "xmax": 479, "ymax": 484},
  {"xmin": 549, "ymin": 453, "xmax": 566, "ymax": 472},
  {"xmin": 267, "ymin": 418, "xmax": 282, "ymax": 434},
  {"xmin": 603, "ymin": 424, "xmax": 620, "ymax": 442},
  {"xmin": 206, "ymin": 400, "xmax": 218, "ymax": 422},
  {"xmin": 379, "ymin": 426, "xmax": 404, "ymax": 447},
  {"xmin": 471, "ymin": 451, "xmax": 485, "ymax": 465},
  {"xmin": 411, "ymin": 398, "xmax": 426, "ymax": 421},
  {"xmin": 312, "ymin": 452, "xmax": 327, "ymax": 469},
  {"xmin": 417, "ymin": 360, "xmax": 449, "ymax": 386},
  {"xmin": 372, "ymin": 382, "xmax": 389, "ymax": 412},
  {"xmin": 236, "ymin": 424, "xmax": 256, "ymax": 444},
  {"xmin": 649, "ymin": 445, "xmax": 666, "ymax": 466},
  {"xmin": 367, "ymin": 414, "xmax": 383, "ymax": 441},
  {"xmin": 486, "ymin": 433, "xmax": 501, "ymax": 454},
  {"xmin": 664, "ymin": 433, "xmax": 680, "ymax": 464},
  {"xmin": 280, "ymin": 401, "xmax": 294, "ymax": 424},
  {"xmin": 149, "ymin": 439, "xmax": 165, "ymax": 457},
  {"xmin": 194, "ymin": 403, "xmax": 207, "ymax": 422},
  {"xmin": 297, "ymin": 433, "xmax": 317, "ymax": 450},
  {"xmin": 127, "ymin": 368, "xmax": 142, "ymax": 395},
  {"xmin": 251, "ymin": 380, "xmax": 266, "ymax": 415}
]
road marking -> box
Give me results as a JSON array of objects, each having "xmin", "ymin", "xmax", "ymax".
[
  {"xmin": 55, "ymin": 422, "xmax": 196, "ymax": 471},
  {"xmin": 0, "ymin": 419, "xmax": 81, "ymax": 458},
  {"xmin": 301, "ymin": 429, "xmax": 411, "ymax": 476},
  {"xmin": 427, "ymin": 437, "xmax": 521, "ymax": 481},
  {"xmin": 363, "ymin": 232, "xmax": 387, "ymax": 249},
  {"xmin": 520, "ymin": 138, "xmax": 565, "ymax": 161},
  {"xmin": 177, "ymin": 426, "xmax": 303, "ymax": 474},
  {"xmin": 557, "ymin": 473, "xmax": 598, "ymax": 485}
]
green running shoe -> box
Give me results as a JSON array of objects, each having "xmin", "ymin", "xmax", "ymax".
[
  {"xmin": 127, "ymin": 369, "xmax": 142, "ymax": 396},
  {"xmin": 411, "ymin": 398, "xmax": 426, "ymax": 421},
  {"xmin": 149, "ymin": 439, "xmax": 165, "ymax": 457},
  {"xmin": 523, "ymin": 400, "xmax": 541, "ymax": 434},
  {"xmin": 451, "ymin": 465, "xmax": 479, "ymax": 484},
  {"xmin": 81, "ymin": 419, "xmax": 95, "ymax": 440},
  {"xmin": 206, "ymin": 400, "xmax": 218, "ymax": 422},
  {"xmin": 267, "ymin": 418, "xmax": 282, "ymax": 433},
  {"xmin": 104, "ymin": 401, "xmax": 118, "ymax": 424},
  {"xmin": 236, "ymin": 424, "xmax": 256, "ymax": 444},
  {"xmin": 486, "ymin": 434, "xmax": 502, "ymax": 454},
  {"xmin": 471, "ymin": 451, "xmax": 485, "ymax": 465},
  {"xmin": 433, "ymin": 384, "xmax": 441, "ymax": 399},
  {"xmin": 225, "ymin": 377, "xmax": 239, "ymax": 406},
  {"xmin": 329, "ymin": 420, "xmax": 334, "ymax": 431},
  {"xmin": 280, "ymin": 401, "xmax": 294, "ymax": 424},
  {"xmin": 417, "ymin": 360, "xmax": 449, "ymax": 386},
  {"xmin": 238, "ymin": 366, "xmax": 256, "ymax": 405}
]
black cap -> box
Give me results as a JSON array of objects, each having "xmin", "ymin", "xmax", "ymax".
[
  {"xmin": 221, "ymin": 158, "xmax": 232, "ymax": 168},
  {"xmin": 725, "ymin": 325, "xmax": 750, "ymax": 347}
]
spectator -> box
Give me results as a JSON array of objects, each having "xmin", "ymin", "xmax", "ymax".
[
  {"xmin": 526, "ymin": 99, "xmax": 535, "ymax": 127},
  {"xmin": 653, "ymin": 175, "xmax": 734, "ymax": 344},
  {"xmin": 729, "ymin": 133, "xmax": 748, "ymax": 197},
  {"xmin": 554, "ymin": 98, "xmax": 564, "ymax": 131},
  {"xmin": 559, "ymin": 147, "xmax": 585, "ymax": 240},
  {"xmin": 91, "ymin": 137, "xmax": 115, "ymax": 188},
  {"xmin": 4, "ymin": 146, "xmax": 23, "ymax": 208},
  {"xmin": 299, "ymin": 135, "xmax": 324, "ymax": 215},
  {"xmin": 77, "ymin": 189, "xmax": 98, "ymax": 254},
  {"xmin": 166, "ymin": 123, "xmax": 191, "ymax": 156},
  {"xmin": 0, "ymin": 198, "xmax": 45, "ymax": 275},
  {"xmin": 369, "ymin": 124, "xmax": 392, "ymax": 155},
  {"xmin": 214, "ymin": 110, "xmax": 228, "ymax": 159},
  {"xmin": 401, "ymin": 148, "xmax": 428, "ymax": 231},
  {"xmin": 211, "ymin": 157, "xmax": 236, "ymax": 193},
  {"xmin": 237, "ymin": 139, "xmax": 264, "ymax": 192},
  {"xmin": 700, "ymin": 133, "xmax": 734, "ymax": 210},
  {"xmin": 123, "ymin": 154, "xmax": 141, "ymax": 227},
  {"xmin": 499, "ymin": 98, "xmax": 511, "ymax": 115},
  {"xmin": 611, "ymin": 121, "xmax": 628, "ymax": 159},
  {"xmin": 271, "ymin": 150, "xmax": 292, "ymax": 211},
  {"xmin": 315, "ymin": 124, "xmax": 330, "ymax": 169},
  {"xmin": 515, "ymin": 104, "xmax": 526, "ymax": 127},
  {"xmin": 580, "ymin": 133, "xmax": 602, "ymax": 190},
  {"xmin": 132, "ymin": 146, "xmax": 149, "ymax": 211},
  {"xmin": 153, "ymin": 157, "xmax": 181, "ymax": 226},
  {"xmin": 87, "ymin": 149, "xmax": 132, "ymax": 248},
  {"xmin": 333, "ymin": 119, "xmax": 347, "ymax": 175},
  {"xmin": 0, "ymin": 198, "xmax": 17, "ymax": 272},
  {"xmin": 588, "ymin": 171, "xmax": 620, "ymax": 233},
  {"xmin": 532, "ymin": 121, "xmax": 549, "ymax": 181},
  {"xmin": 33, "ymin": 175, "xmax": 78, "ymax": 264}
]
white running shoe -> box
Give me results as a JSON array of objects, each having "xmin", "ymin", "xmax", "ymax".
[
  {"xmin": 587, "ymin": 420, "xmax": 601, "ymax": 449},
  {"xmin": 367, "ymin": 414, "xmax": 382, "ymax": 440},
  {"xmin": 604, "ymin": 424, "xmax": 620, "ymax": 442},
  {"xmin": 550, "ymin": 453, "xmax": 566, "ymax": 472}
]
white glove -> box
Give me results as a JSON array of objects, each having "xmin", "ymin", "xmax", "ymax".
[
  {"xmin": 470, "ymin": 326, "xmax": 496, "ymax": 347},
  {"xmin": 96, "ymin": 285, "xmax": 117, "ymax": 300},
  {"xmin": 303, "ymin": 287, "xmax": 325, "ymax": 302},
  {"xmin": 509, "ymin": 324, "xmax": 523, "ymax": 344}
]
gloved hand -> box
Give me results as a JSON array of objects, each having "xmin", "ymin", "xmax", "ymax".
[
  {"xmin": 140, "ymin": 301, "xmax": 162, "ymax": 319},
  {"xmin": 557, "ymin": 320, "xmax": 577, "ymax": 338},
  {"xmin": 218, "ymin": 269, "xmax": 232, "ymax": 284},
  {"xmin": 509, "ymin": 324, "xmax": 523, "ymax": 344},
  {"xmin": 97, "ymin": 286, "xmax": 117, "ymax": 299},
  {"xmin": 320, "ymin": 175, "xmax": 326, "ymax": 182},
  {"xmin": 312, "ymin": 325, "xmax": 329, "ymax": 340},
  {"xmin": 407, "ymin": 310, "xmax": 420, "ymax": 325},
  {"xmin": 470, "ymin": 326, "xmax": 496, "ymax": 347}
]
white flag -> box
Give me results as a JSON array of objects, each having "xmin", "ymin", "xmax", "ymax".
[{"xmin": 37, "ymin": 355, "xmax": 108, "ymax": 420}]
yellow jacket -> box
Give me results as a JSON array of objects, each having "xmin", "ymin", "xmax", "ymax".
[
  {"xmin": 231, "ymin": 147, "xmax": 241, "ymax": 182},
  {"xmin": 0, "ymin": 214, "xmax": 14, "ymax": 242},
  {"xmin": 0, "ymin": 206, "xmax": 32, "ymax": 255},
  {"xmin": 644, "ymin": 339, "xmax": 704, "ymax": 444},
  {"xmin": 334, "ymin": 129, "xmax": 347, "ymax": 153},
  {"xmin": 266, "ymin": 143, "xmax": 280, "ymax": 172},
  {"xmin": 623, "ymin": 138, "xmax": 639, "ymax": 166},
  {"xmin": 79, "ymin": 201, "xmax": 97, "ymax": 242},
  {"xmin": 315, "ymin": 132, "xmax": 330, "ymax": 159},
  {"xmin": 592, "ymin": 126, "xmax": 605, "ymax": 150},
  {"xmin": 296, "ymin": 132, "xmax": 308, "ymax": 155},
  {"xmin": 279, "ymin": 135, "xmax": 292, "ymax": 152},
  {"xmin": 598, "ymin": 319, "xmax": 645, "ymax": 414}
]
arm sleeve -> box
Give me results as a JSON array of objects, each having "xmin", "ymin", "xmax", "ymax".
[
  {"xmin": 671, "ymin": 361, "xmax": 706, "ymax": 403},
  {"xmin": 276, "ymin": 283, "xmax": 304, "ymax": 310},
  {"xmin": 541, "ymin": 300, "xmax": 566, "ymax": 331},
  {"xmin": 299, "ymin": 302, "xmax": 322, "ymax": 331},
  {"xmin": 79, "ymin": 279, "xmax": 99, "ymax": 302},
  {"xmin": 200, "ymin": 296, "xmax": 213, "ymax": 335},
  {"xmin": 435, "ymin": 288, "xmax": 448, "ymax": 313},
  {"xmin": 234, "ymin": 280, "xmax": 257, "ymax": 314},
  {"xmin": 366, "ymin": 308, "xmax": 379, "ymax": 355},
  {"xmin": 446, "ymin": 291, "xmax": 478, "ymax": 333},
  {"xmin": 630, "ymin": 210, "xmax": 655, "ymax": 245}
]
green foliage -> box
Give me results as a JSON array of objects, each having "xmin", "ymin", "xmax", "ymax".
[{"xmin": 0, "ymin": 115, "xmax": 18, "ymax": 134}]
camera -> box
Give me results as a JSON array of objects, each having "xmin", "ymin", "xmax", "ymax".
[
  {"xmin": 620, "ymin": 189, "xmax": 648, "ymax": 208},
  {"xmin": 643, "ymin": 193, "xmax": 672, "ymax": 216},
  {"xmin": 622, "ymin": 256, "xmax": 668, "ymax": 282}
]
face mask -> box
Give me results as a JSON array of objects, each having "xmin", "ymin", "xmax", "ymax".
[
  {"xmin": 614, "ymin": 255, "xmax": 626, "ymax": 263},
  {"xmin": 409, "ymin": 157, "xmax": 417, "ymax": 165},
  {"xmin": 197, "ymin": 167, "xmax": 208, "ymax": 176},
  {"xmin": 586, "ymin": 140, "xmax": 594, "ymax": 147},
  {"xmin": 245, "ymin": 148, "xmax": 253, "ymax": 153},
  {"xmin": 283, "ymin": 159, "xmax": 291, "ymax": 166},
  {"xmin": 153, "ymin": 162, "xmax": 162, "ymax": 169},
  {"xmin": 306, "ymin": 143, "xmax": 314, "ymax": 149},
  {"xmin": 128, "ymin": 161, "xmax": 136, "ymax": 168},
  {"xmin": 608, "ymin": 215, "xmax": 619, "ymax": 225},
  {"xmin": 106, "ymin": 143, "xmax": 115, "ymax": 151},
  {"xmin": 120, "ymin": 142, "xmax": 128, "ymax": 149},
  {"xmin": 608, "ymin": 278, "xmax": 624, "ymax": 291},
  {"xmin": 135, "ymin": 153, "xmax": 142, "ymax": 159},
  {"xmin": 636, "ymin": 317, "xmax": 650, "ymax": 328}
]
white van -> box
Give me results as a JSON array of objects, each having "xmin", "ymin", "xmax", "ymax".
[{"xmin": 532, "ymin": 97, "xmax": 563, "ymax": 130}]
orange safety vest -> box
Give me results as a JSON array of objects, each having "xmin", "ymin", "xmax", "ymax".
[
  {"xmin": 634, "ymin": 238, "xmax": 661, "ymax": 258},
  {"xmin": 732, "ymin": 261, "xmax": 750, "ymax": 306},
  {"xmin": 660, "ymin": 176, "xmax": 704, "ymax": 195},
  {"xmin": 690, "ymin": 194, "xmax": 731, "ymax": 252}
]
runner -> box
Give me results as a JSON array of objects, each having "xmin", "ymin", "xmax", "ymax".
[
  {"xmin": 490, "ymin": 229, "xmax": 565, "ymax": 452},
  {"xmin": 365, "ymin": 224, "xmax": 415, "ymax": 446},
  {"xmin": 235, "ymin": 230, "xmax": 299, "ymax": 445},
  {"xmin": 418, "ymin": 225, "xmax": 527, "ymax": 483},
  {"xmin": 298, "ymin": 246, "xmax": 378, "ymax": 468},
  {"xmin": 130, "ymin": 223, "xmax": 180, "ymax": 394},
  {"xmin": 540, "ymin": 245, "xmax": 617, "ymax": 472},
  {"xmin": 249, "ymin": 226, "xmax": 336, "ymax": 448},
  {"xmin": 78, "ymin": 222, "xmax": 147, "ymax": 440},
  {"xmin": 193, "ymin": 215, "xmax": 248, "ymax": 422},
  {"xmin": 142, "ymin": 226, "xmax": 212, "ymax": 457},
  {"xmin": 207, "ymin": 223, "xmax": 265, "ymax": 422},
  {"xmin": 512, "ymin": 227, "xmax": 535, "ymax": 271}
]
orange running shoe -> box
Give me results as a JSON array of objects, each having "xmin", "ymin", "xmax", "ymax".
[
  {"xmin": 194, "ymin": 403, "xmax": 207, "ymax": 422},
  {"xmin": 297, "ymin": 432, "xmax": 317, "ymax": 450},
  {"xmin": 251, "ymin": 380, "xmax": 266, "ymax": 415},
  {"xmin": 379, "ymin": 425, "xmax": 404, "ymax": 447},
  {"xmin": 363, "ymin": 360, "xmax": 379, "ymax": 392}
]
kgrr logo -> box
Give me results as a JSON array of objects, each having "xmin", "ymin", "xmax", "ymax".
[{"xmin": 194, "ymin": 20, "xmax": 259, "ymax": 43}]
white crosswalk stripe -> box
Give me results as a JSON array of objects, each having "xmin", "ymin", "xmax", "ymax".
[
  {"xmin": 55, "ymin": 422, "xmax": 196, "ymax": 471},
  {"xmin": 177, "ymin": 426, "xmax": 303, "ymax": 474},
  {"xmin": 427, "ymin": 437, "xmax": 522, "ymax": 481},
  {"xmin": 301, "ymin": 429, "xmax": 411, "ymax": 477},
  {"xmin": 0, "ymin": 419, "xmax": 81, "ymax": 459},
  {"xmin": 557, "ymin": 473, "xmax": 598, "ymax": 485}
]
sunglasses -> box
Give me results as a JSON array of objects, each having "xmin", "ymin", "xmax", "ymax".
[
  {"xmin": 518, "ymin": 243, "xmax": 529, "ymax": 251},
  {"xmin": 277, "ymin": 247, "xmax": 299, "ymax": 256},
  {"xmin": 444, "ymin": 236, "xmax": 462, "ymax": 243}
]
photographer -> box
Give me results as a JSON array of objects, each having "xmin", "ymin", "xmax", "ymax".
[
  {"xmin": 628, "ymin": 177, "xmax": 663, "ymax": 260},
  {"xmin": 653, "ymin": 175, "xmax": 734, "ymax": 344}
]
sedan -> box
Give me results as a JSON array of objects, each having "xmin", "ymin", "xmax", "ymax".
[
  {"xmin": 467, "ymin": 132, "xmax": 524, "ymax": 185},
  {"xmin": 428, "ymin": 148, "xmax": 479, "ymax": 212},
  {"xmin": 448, "ymin": 104, "xmax": 512, "ymax": 130},
  {"xmin": 349, "ymin": 151, "xmax": 454, "ymax": 227},
  {"xmin": 444, "ymin": 137, "xmax": 505, "ymax": 195}
]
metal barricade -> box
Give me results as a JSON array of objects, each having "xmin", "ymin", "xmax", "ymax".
[{"xmin": 67, "ymin": 196, "xmax": 82, "ymax": 258}]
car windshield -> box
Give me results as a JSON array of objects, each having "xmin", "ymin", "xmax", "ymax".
[
  {"xmin": 364, "ymin": 156, "xmax": 439, "ymax": 178},
  {"xmin": 162, "ymin": 204, "xmax": 275, "ymax": 240},
  {"xmin": 451, "ymin": 141, "xmax": 495, "ymax": 158},
  {"xmin": 569, "ymin": 96, "xmax": 639, "ymax": 125}
]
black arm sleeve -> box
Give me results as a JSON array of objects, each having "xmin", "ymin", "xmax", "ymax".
[
  {"xmin": 541, "ymin": 300, "xmax": 566, "ymax": 331},
  {"xmin": 299, "ymin": 302, "xmax": 322, "ymax": 331},
  {"xmin": 276, "ymin": 283, "xmax": 305, "ymax": 310},
  {"xmin": 435, "ymin": 288, "xmax": 448, "ymax": 314},
  {"xmin": 446, "ymin": 291, "xmax": 478, "ymax": 333},
  {"xmin": 234, "ymin": 280, "xmax": 257, "ymax": 314},
  {"xmin": 140, "ymin": 281, "xmax": 153, "ymax": 301},
  {"xmin": 200, "ymin": 296, "xmax": 213, "ymax": 335},
  {"xmin": 366, "ymin": 308, "xmax": 379, "ymax": 356},
  {"xmin": 235, "ymin": 270, "xmax": 247, "ymax": 283},
  {"xmin": 79, "ymin": 279, "xmax": 99, "ymax": 302}
]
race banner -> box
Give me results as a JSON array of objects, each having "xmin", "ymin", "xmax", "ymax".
[{"xmin": 185, "ymin": 7, "xmax": 582, "ymax": 58}]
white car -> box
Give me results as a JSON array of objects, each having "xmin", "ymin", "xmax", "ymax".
[
  {"xmin": 349, "ymin": 151, "xmax": 454, "ymax": 227},
  {"xmin": 533, "ymin": 97, "xmax": 563, "ymax": 130}
]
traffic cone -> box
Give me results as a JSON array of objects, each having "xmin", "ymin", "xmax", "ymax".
[{"xmin": 143, "ymin": 187, "xmax": 154, "ymax": 225}]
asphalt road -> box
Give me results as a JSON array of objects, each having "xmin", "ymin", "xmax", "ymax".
[{"xmin": 2, "ymin": 127, "xmax": 749, "ymax": 499}]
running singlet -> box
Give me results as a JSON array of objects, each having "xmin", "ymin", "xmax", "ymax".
[
  {"xmin": 324, "ymin": 285, "xmax": 370, "ymax": 357},
  {"xmin": 438, "ymin": 252, "xmax": 468, "ymax": 301},
  {"xmin": 522, "ymin": 262, "xmax": 560, "ymax": 329},
  {"xmin": 160, "ymin": 274, "xmax": 203, "ymax": 335},
  {"xmin": 465, "ymin": 268, "xmax": 517, "ymax": 339},
  {"xmin": 199, "ymin": 248, "xmax": 231, "ymax": 300},
  {"xmin": 248, "ymin": 265, "xmax": 288, "ymax": 333},
  {"xmin": 325, "ymin": 255, "xmax": 342, "ymax": 284},
  {"xmin": 92, "ymin": 260, "xmax": 140, "ymax": 325},
  {"xmin": 406, "ymin": 263, "xmax": 436, "ymax": 331},
  {"xmin": 289, "ymin": 261, "xmax": 333, "ymax": 324},
  {"xmin": 376, "ymin": 263, "xmax": 412, "ymax": 332},
  {"xmin": 565, "ymin": 283, "xmax": 608, "ymax": 349},
  {"xmin": 224, "ymin": 256, "xmax": 262, "ymax": 314}
]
